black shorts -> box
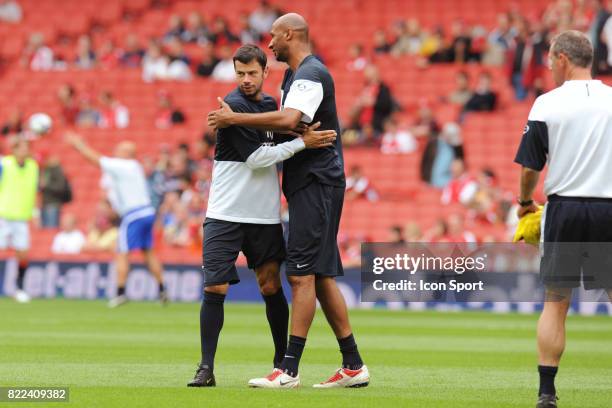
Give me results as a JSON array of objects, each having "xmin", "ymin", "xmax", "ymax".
[
  {"xmin": 541, "ymin": 195, "xmax": 612, "ymax": 289},
  {"xmin": 286, "ymin": 181, "xmax": 344, "ymax": 277},
  {"xmin": 202, "ymin": 218, "xmax": 286, "ymax": 287}
]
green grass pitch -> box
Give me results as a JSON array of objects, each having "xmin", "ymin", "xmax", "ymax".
[{"xmin": 1, "ymin": 299, "xmax": 611, "ymax": 407}]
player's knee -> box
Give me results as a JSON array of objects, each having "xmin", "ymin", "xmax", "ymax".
[
  {"xmin": 259, "ymin": 279, "xmax": 281, "ymax": 296},
  {"xmin": 314, "ymin": 275, "xmax": 333, "ymax": 290},
  {"xmin": 204, "ymin": 283, "xmax": 229, "ymax": 295},
  {"xmin": 544, "ymin": 288, "xmax": 572, "ymax": 304},
  {"xmin": 287, "ymin": 275, "xmax": 314, "ymax": 290}
]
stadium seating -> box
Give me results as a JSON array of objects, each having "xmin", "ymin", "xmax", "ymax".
[{"xmin": 1, "ymin": 0, "xmax": 610, "ymax": 262}]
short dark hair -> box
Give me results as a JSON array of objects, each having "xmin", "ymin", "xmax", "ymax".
[
  {"xmin": 233, "ymin": 44, "xmax": 267, "ymax": 70},
  {"xmin": 551, "ymin": 30, "xmax": 593, "ymax": 68}
]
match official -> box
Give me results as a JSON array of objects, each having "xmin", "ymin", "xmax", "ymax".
[{"xmin": 514, "ymin": 30, "xmax": 612, "ymax": 408}]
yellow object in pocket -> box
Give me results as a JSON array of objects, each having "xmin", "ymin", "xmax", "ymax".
[{"xmin": 513, "ymin": 206, "xmax": 543, "ymax": 246}]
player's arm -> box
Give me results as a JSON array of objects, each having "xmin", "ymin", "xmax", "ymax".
[
  {"xmin": 514, "ymin": 105, "xmax": 548, "ymax": 217},
  {"xmin": 209, "ymin": 73, "xmax": 324, "ymax": 131},
  {"xmin": 245, "ymin": 122, "xmax": 336, "ymax": 169},
  {"xmin": 64, "ymin": 131, "xmax": 103, "ymax": 166},
  {"xmin": 209, "ymin": 98, "xmax": 303, "ymax": 131},
  {"xmin": 519, "ymin": 166, "xmax": 540, "ymax": 203}
]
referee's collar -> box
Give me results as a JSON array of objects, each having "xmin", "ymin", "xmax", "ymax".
[{"xmin": 563, "ymin": 79, "xmax": 601, "ymax": 84}]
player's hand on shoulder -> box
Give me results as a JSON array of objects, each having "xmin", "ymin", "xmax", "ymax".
[
  {"xmin": 207, "ymin": 97, "xmax": 234, "ymax": 129},
  {"xmin": 301, "ymin": 121, "xmax": 337, "ymax": 149},
  {"xmin": 280, "ymin": 123, "xmax": 308, "ymax": 138}
]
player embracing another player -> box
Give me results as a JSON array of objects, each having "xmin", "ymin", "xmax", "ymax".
[
  {"xmin": 187, "ymin": 44, "xmax": 337, "ymax": 387},
  {"xmin": 208, "ymin": 14, "xmax": 369, "ymax": 389}
]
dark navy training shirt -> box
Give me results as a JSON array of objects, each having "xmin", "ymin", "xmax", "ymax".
[{"xmin": 279, "ymin": 55, "xmax": 345, "ymax": 196}]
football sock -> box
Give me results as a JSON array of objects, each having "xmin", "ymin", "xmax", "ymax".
[
  {"xmin": 338, "ymin": 333, "xmax": 364, "ymax": 370},
  {"xmin": 159, "ymin": 283, "xmax": 165, "ymax": 293},
  {"xmin": 280, "ymin": 335, "xmax": 306, "ymax": 377},
  {"xmin": 262, "ymin": 288, "xmax": 289, "ymax": 368},
  {"xmin": 16, "ymin": 261, "xmax": 28, "ymax": 290},
  {"xmin": 117, "ymin": 286, "xmax": 126, "ymax": 297},
  {"xmin": 200, "ymin": 291, "xmax": 225, "ymax": 371},
  {"xmin": 538, "ymin": 365, "xmax": 558, "ymax": 396}
]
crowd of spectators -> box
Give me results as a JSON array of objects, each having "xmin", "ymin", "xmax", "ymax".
[
  {"xmin": 336, "ymin": 0, "xmax": 612, "ymax": 260},
  {"xmin": 363, "ymin": 0, "xmax": 612, "ymax": 97},
  {"xmin": 5, "ymin": 0, "xmax": 612, "ymax": 263},
  {"xmin": 18, "ymin": 0, "xmax": 283, "ymax": 84},
  {"xmin": 56, "ymin": 84, "xmax": 130, "ymax": 128}
]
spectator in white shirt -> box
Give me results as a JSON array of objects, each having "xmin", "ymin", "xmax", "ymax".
[
  {"xmin": 211, "ymin": 45, "xmax": 237, "ymax": 82},
  {"xmin": 346, "ymin": 43, "xmax": 368, "ymax": 71},
  {"xmin": 248, "ymin": 0, "xmax": 278, "ymax": 36},
  {"xmin": 166, "ymin": 37, "xmax": 193, "ymax": 81},
  {"xmin": 142, "ymin": 41, "xmax": 169, "ymax": 82},
  {"xmin": 0, "ymin": 0, "xmax": 21, "ymax": 23},
  {"xmin": 51, "ymin": 213, "xmax": 85, "ymax": 254},
  {"xmin": 99, "ymin": 91, "xmax": 129, "ymax": 128},
  {"xmin": 441, "ymin": 159, "xmax": 478, "ymax": 205},
  {"xmin": 380, "ymin": 117, "xmax": 417, "ymax": 154},
  {"xmin": 346, "ymin": 165, "xmax": 379, "ymax": 201},
  {"xmin": 21, "ymin": 33, "xmax": 54, "ymax": 71}
]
